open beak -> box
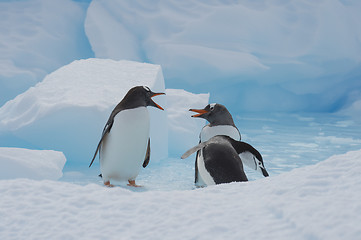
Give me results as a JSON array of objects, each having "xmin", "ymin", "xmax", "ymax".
[
  {"xmin": 150, "ymin": 92, "xmax": 165, "ymax": 110},
  {"xmin": 189, "ymin": 108, "xmax": 209, "ymax": 118}
]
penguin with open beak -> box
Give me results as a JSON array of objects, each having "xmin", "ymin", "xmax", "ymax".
[
  {"xmin": 89, "ymin": 86, "xmax": 165, "ymax": 187},
  {"xmin": 189, "ymin": 103, "xmax": 268, "ymax": 187}
]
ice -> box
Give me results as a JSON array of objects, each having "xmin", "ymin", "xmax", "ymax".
[
  {"xmin": 1, "ymin": 149, "xmax": 361, "ymax": 240},
  {"xmin": 166, "ymin": 89, "xmax": 209, "ymax": 157},
  {"xmin": 1, "ymin": 0, "xmax": 360, "ymax": 113},
  {"xmin": 0, "ymin": 58, "xmax": 167, "ymax": 166},
  {"xmin": 0, "ymin": 0, "xmax": 93, "ymax": 106},
  {"xmin": 84, "ymin": 0, "xmax": 361, "ymax": 112},
  {"xmin": 0, "ymin": 1, "xmax": 361, "ymax": 237},
  {"xmin": 0, "ymin": 147, "xmax": 65, "ymax": 180},
  {"xmin": 338, "ymin": 99, "xmax": 361, "ymax": 119}
]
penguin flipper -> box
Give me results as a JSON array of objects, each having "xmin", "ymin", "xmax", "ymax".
[
  {"xmin": 89, "ymin": 118, "xmax": 114, "ymax": 168},
  {"xmin": 229, "ymin": 139, "xmax": 269, "ymax": 177},
  {"xmin": 143, "ymin": 138, "xmax": 151, "ymax": 168},
  {"xmin": 194, "ymin": 139, "xmax": 201, "ymax": 184},
  {"xmin": 181, "ymin": 142, "xmax": 208, "ymax": 159},
  {"xmin": 195, "ymin": 151, "xmax": 199, "ymax": 184}
]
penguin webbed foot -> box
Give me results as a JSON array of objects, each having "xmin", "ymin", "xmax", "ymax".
[
  {"xmin": 127, "ymin": 180, "xmax": 142, "ymax": 188},
  {"xmin": 104, "ymin": 181, "xmax": 115, "ymax": 187}
]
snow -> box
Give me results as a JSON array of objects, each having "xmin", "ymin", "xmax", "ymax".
[
  {"xmin": 0, "ymin": 147, "xmax": 65, "ymax": 180},
  {"xmin": 0, "ymin": 0, "xmax": 93, "ymax": 106},
  {"xmin": 84, "ymin": 0, "xmax": 361, "ymax": 113},
  {"xmin": 1, "ymin": 149, "xmax": 361, "ymax": 240},
  {"xmin": 0, "ymin": 58, "xmax": 168, "ymax": 165}
]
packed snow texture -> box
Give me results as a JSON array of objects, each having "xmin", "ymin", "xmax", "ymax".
[
  {"xmin": 84, "ymin": 0, "xmax": 361, "ymax": 113},
  {"xmin": 1, "ymin": 149, "xmax": 361, "ymax": 240},
  {"xmin": 0, "ymin": 0, "xmax": 93, "ymax": 106},
  {"xmin": 0, "ymin": 59, "xmax": 168, "ymax": 165},
  {"xmin": 0, "ymin": 147, "xmax": 65, "ymax": 180}
]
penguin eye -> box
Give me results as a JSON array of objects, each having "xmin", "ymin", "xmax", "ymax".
[
  {"xmin": 209, "ymin": 103, "xmax": 216, "ymax": 111},
  {"xmin": 143, "ymin": 86, "xmax": 150, "ymax": 92}
]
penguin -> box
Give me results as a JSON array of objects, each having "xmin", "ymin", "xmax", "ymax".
[
  {"xmin": 181, "ymin": 135, "xmax": 261, "ymax": 185},
  {"xmin": 189, "ymin": 103, "xmax": 268, "ymax": 186},
  {"xmin": 89, "ymin": 86, "xmax": 165, "ymax": 187}
]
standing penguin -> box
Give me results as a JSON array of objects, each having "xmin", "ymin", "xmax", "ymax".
[
  {"xmin": 189, "ymin": 103, "xmax": 268, "ymax": 186},
  {"xmin": 89, "ymin": 86, "xmax": 165, "ymax": 187},
  {"xmin": 181, "ymin": 135, "xmax": 259, "ymax": 185}
]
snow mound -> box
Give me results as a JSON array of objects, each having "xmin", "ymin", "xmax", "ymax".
[
  {"xmin": 0, "ymin": 0, "xmax": 92, "ymax": 105},
  {"xmin": 0, "ymin": 147, "xmax": 65, "ymax": 180},
  {"xmin": 166, "ymin": 89, "xmax": 209, "ymax": 156},
  {"xmin": 1, "ymin": 149, "xmax": 360, "ymax": 239},
  {"xmin": 0, "ymin": 58, "xmax": 167, "ymax": 165}
]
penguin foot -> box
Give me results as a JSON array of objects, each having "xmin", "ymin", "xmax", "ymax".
[
  {"xmin": 127, "ymin": 180, "xmax": 142, "ymax": 187},
  {"xmin": 104, "ymin": 181, "xmax": 115, "ymax": 187}
]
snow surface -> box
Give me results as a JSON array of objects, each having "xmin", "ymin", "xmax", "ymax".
[
  {"xmin": 0, "ymin": 147, "xmax": 65, "ymax": 180},
  {"xmin": 1, "ymin": 149, "xmax": 361, "ymax": 240},
  {"xmin": 85, "ymin": 0, "xmax": 361, "ymax": 113},
  {"xmin": 0, "ymin": 0, "xmax": 93, "ymax": 105},
  {"xmin": 0, "ymin": 59, "xmax": 168, "ymax": 164}
]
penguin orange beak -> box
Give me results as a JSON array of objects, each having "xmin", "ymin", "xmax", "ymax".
[
  {"xmin": 150, "ymin": 92, "xmax": 165, "ymax": 110},
  {"xmin": 189, "ymin": 108, "xmax": 209, "ymax": 118}
]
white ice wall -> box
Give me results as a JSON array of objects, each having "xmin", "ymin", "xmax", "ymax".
[
  {"xmin": 0, "ymin": 0, "xmax": 93, "ymax": 106},
  {"xmin": 0, "ymin": 147, "xmax": 65, "ymax": 180},
  {"xmin": 0, "ymin": 59, "xmax": 167, "ymax": 165},
  {"xmin": 166, "ymin": 89, "xmax": 209, "ymax": 157},
  {"xmin": 84, "ymin": 0, "xmax": 361, "ymax": 112}
]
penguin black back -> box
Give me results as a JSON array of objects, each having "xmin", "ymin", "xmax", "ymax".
[
  {"xmin": 202, "ymin": 137, "xmax": 248, "ymax": 184},
  {"xmin": 182, "ymin": 135, "xmax": 250, "ymax": 185}
]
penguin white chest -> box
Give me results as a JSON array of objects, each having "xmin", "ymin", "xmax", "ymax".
[
  {"xmin": 200, "ymin": 125, "xmax": 240, "ymax": 142},
  {"xmin": 100, "ymin": 107, "xmax": 150, "ymax": 181}
]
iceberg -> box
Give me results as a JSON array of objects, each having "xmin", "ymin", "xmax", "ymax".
[
  {"xmin": 0, "ymin": 0, "xmax": 93, "ymax": 106},
  {"xmin": 85, "ymin": 0, "xmax": 361, "ymax": 112},
  {"xmin": 166, "ymin": 89, "xmax": 209, "ymax": 157},
  {"xmin": 0, "ymin": 147, "xmax": 65, "ymax": 180},
  {"xmin": 0, "ymin": 59, "xmax": 167, "ymax": 165}
]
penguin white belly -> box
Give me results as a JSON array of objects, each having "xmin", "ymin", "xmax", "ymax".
[
  {"xmin": 196, "ymin": 149, "xmax": 215, "ymax": 186},
  {"xmin": 100, "ymin": 107, "xmax": 149, "ymax": 182},
  {"xmin": 200, "ymin": 125, "xmax": 240, "ymax": 142}
]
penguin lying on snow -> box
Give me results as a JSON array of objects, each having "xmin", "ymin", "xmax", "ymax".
[
  {"xmin": 181, "ymin": 135, "xmax": 266, "ymax": 185},
  {"xmin": 189, "ymin": 103, "xmax": 269, "ymax": 186},
  {"xmin": 89, "ymin": 86, "xmax": 165, "ymax": 187}
]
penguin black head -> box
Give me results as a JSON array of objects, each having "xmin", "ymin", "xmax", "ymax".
[
  {"xmin": 120, "ymin": 86, "xmax": 165, "ymax": 110},
  {"xmin": 189, "ymin": 103, "xmax": 235, "ymax": 126}
]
